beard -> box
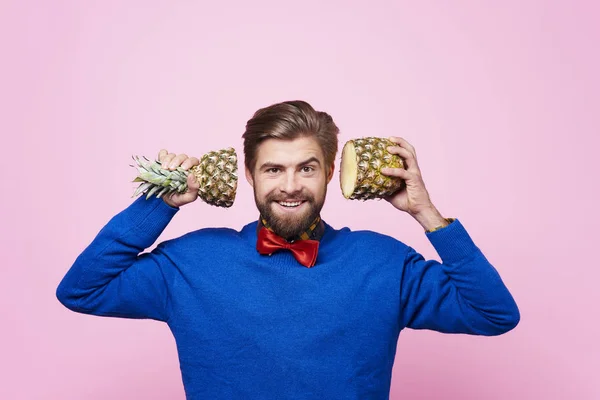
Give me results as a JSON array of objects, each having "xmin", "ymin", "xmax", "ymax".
[{"xmin": 255, "ymin": 186, "xmax": 326, "ymax": 241}]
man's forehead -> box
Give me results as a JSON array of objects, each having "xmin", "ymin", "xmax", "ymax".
[{"xmin": 256, "ymin": 137, "xmax": 325, "ymax": 164}]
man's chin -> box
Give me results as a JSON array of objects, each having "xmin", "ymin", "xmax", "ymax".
[
  {"xmin": 267, "ymin": 203, "xmax": 314, "ymax": 238},
  {"xmin": 270, "ymin": 208, "xmax": 308, "ymax": 226}
]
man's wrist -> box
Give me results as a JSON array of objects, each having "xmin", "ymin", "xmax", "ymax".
[
  {"xmin": 162, "ymin": 197, "xmax": 180, "ymax": 209},
  {"xmin": 412, "ymin": 206, "xmax": 450, "ymax": 232}
]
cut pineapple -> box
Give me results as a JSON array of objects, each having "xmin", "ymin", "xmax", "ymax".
[{"xmin": 340, "ymin": 137, "xmax": 404, "ymax": 200}]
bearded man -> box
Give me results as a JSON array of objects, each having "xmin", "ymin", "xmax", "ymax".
[{"xmin": 57, "ymin": 100, "xmax": 519, "ymax": 399}]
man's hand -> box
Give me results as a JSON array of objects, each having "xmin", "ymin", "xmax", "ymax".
[
  {"xmin": 380, "ymin": 137, "xmax": 432, "ymax": 215},
  {"xmin": 380, "ymin": 137, "xmax": 448, "ymax": 230},
  {"xmin": 158, "ymin": 149, "xmax": 200, "ymax": 208}
]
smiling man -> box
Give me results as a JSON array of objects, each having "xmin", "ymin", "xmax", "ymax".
[{"xmin": 57, "ymin": 100, "xmax": 520, "ymax": 399}]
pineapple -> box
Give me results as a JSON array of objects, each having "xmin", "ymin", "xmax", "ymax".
[
  {"xmin": 131, "ymin": 147, "xmax": 238, "ymax": 208},
  {"xmin": 340, "ymin": 137, "xmax": 405, "ymax": 200}
]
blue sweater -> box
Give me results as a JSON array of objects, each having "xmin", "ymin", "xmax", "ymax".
[{"xmin": 56, "ymin": 195, "xmax": 519, "ymax": 399}]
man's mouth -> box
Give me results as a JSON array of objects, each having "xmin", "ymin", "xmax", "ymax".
[{"xmin": 275, "ymin": 200, "xmax": 304, "ymax": 208}]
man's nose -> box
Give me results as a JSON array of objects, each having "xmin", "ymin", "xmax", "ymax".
[{"xmin": 281, "ymin": 171, "xmax": 301, "ymax": 194}]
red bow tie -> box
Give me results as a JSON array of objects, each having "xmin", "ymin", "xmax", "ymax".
[{"xmin": 256, "ymin": 227, "xmax": 319, "ymax": 268}]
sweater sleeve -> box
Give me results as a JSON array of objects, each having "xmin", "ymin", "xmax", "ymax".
[
  {"xmin": 398, "ymin": 219, "xmax": 520, "ymax": 336},
  {"xmin": 56, "ymin": 195, "xmax": 179, "ymax": 322}
]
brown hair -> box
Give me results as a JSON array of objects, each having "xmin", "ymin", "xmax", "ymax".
[{"xmin": 242, "ymin": 100, "xmax": 339, "ymax": 173}]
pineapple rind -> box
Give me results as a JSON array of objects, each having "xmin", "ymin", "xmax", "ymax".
[{"xmin": 196, "ymin": 148, "xmax": 238, "ymax": 208}]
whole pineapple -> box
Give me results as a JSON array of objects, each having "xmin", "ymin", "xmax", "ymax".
[
  {"xmin": 339, "ymin": 137, "xmax": 404, "ymax": 200},
  {"xmin": 132, "ymin": 147, "xmax": 238, "ymax": 208}
]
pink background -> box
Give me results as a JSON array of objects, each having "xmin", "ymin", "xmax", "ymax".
[{"xmin": 2, "ymin": 0, "xmax": 598, "ymax": 399}]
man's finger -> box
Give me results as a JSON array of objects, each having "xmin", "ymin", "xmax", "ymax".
[
  {"xmin": 168, "ymin": 154, "xmax": 188, "ymax": 170},
  {"xmin": 158, "ymin": 149, "xmax": 168, "ymax": 161},
  {"xmin": 181, "ymin": 157, "xmax": 200, "ymax": 170},
  {"xmin": 161, "ymin": 153, "xmax": 177, "ymax": 169},
  {"xmin": 389, "ymin": 136, "xmax": 417, "ymax": 158},
  {"xmin": 387, "ymin": 145, "xmax": 417, "ymax": 170},
  {"xmin": 381, "ymin": 167, "xmax": 411, "ymax": 179}
]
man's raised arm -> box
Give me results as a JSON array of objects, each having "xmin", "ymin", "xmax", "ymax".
[{"xmin": 56, "ymin": 151, "xmax": 200, "ymax": 321}]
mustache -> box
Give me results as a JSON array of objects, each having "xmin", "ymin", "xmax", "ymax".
[{"xmin": 267, "ymin": 192, "xmax": 314, "ymax": 202}]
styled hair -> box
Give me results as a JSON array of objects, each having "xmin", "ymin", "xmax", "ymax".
[{"xmin": 242, "ymin": 100, "xmax": 339, "ymax": 173}]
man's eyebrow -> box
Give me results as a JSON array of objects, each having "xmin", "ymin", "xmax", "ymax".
[
  {"xmin": 259, "ymin": 161, "xmax": 284, "ymax": 170},
  {"xmin": 299, "ymin": 157, "xmax": 321, "ymax": 166},
  {"xmin": 259, "ymin": 157, "xmax": 321, "ymax": 170}
]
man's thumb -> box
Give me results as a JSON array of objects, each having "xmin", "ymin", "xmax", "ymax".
[{"xmin": 188, "ymin": 172, "xmax": 200, "ymax": 191}]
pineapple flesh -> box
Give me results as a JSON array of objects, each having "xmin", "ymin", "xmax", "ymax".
[
  {"xmin": 340, "ymin": 137, "xmax": 404, "ymax": 200},
  {"xmin": 132, "ymin": 147, "xmax": 238, "ymax": 208}
]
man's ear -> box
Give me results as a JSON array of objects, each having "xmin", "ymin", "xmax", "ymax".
[
  {"xmin": 245, "ymin": 166, "xmax": 254, "ymax": 187},
  {"xmin": 326, "ymin": 162, "xmax": 335, "ymax": 183}
]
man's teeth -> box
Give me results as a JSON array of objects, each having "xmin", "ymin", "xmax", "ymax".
[{"xmin": 279, "ymin": 201, "xmax": 302, "ymax": 207}]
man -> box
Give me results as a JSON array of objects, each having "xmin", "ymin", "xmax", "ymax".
[{"xmin": 57, "ymin": 100, "xmax": 519, "ymax": 399}]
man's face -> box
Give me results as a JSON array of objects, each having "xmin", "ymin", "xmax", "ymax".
[{"xmin": 245, "ymin": 136, "xmax": 334, "ymax": 240}]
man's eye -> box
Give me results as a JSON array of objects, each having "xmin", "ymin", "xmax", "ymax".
[
  {"xmin": 302, "ymin": 166, "xmax": 314, "ymax": 173},
  {"xmin": 267, "ymin": 168, "xmax": 280, "ymax": 173}
]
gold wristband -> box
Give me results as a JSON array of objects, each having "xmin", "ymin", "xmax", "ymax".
[{"xmin": 425, "ymin": 218, "xmax": 455, "ymax": 233}]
